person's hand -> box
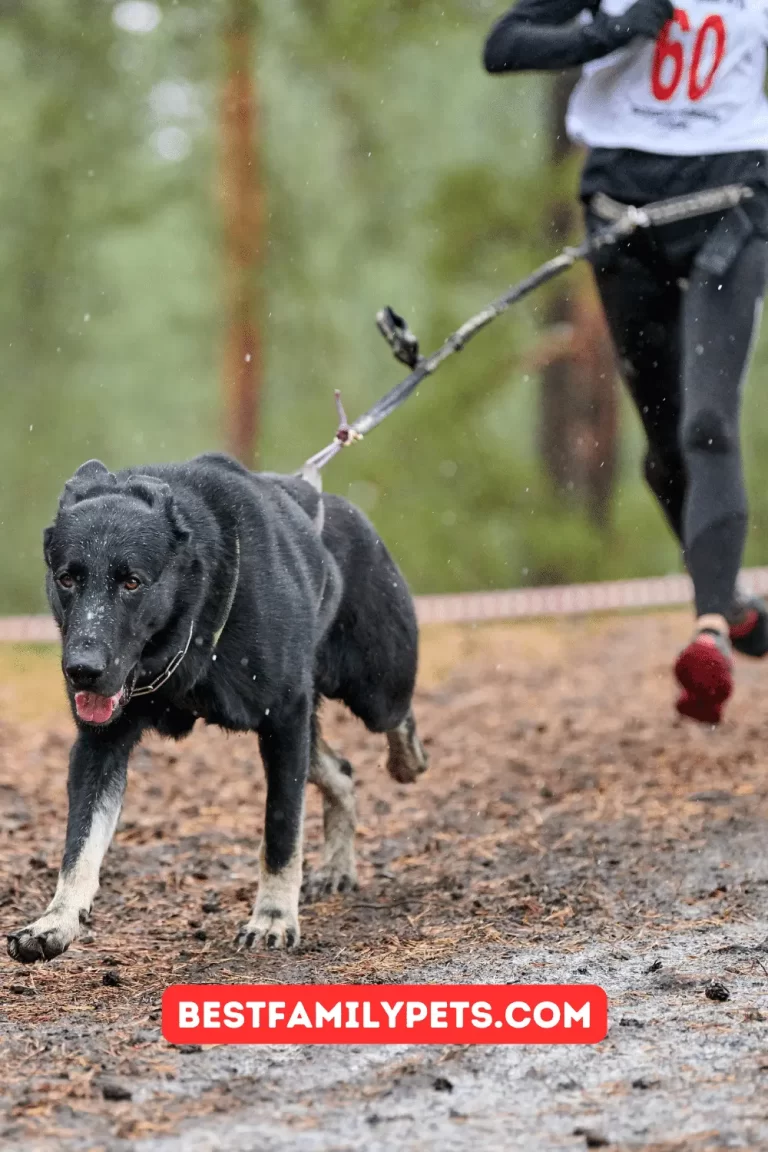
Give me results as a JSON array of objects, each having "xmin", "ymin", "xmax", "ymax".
[{"xmin": 594, "ymin": 0, "xmax": 675, "ymax": 47}]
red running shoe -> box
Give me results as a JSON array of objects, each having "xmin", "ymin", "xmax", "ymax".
[
  {"xmin": 728, "ymin": 595, "xmax": 768, "ymax": 658},
  {"xmin": 675, "ymin": 629, "xmax": 733, "ymax": 725}
]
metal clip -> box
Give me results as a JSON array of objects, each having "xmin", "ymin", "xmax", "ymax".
[{"xmin": 375, "ymin": 306, "xmax": 420, "ymax": 369}]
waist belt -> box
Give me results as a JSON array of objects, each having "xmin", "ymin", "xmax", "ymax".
[
  {"xmin": 590, "ymin": 185, "xmax": 761, "ymax": 226},
  {"xmin": 590, "ymin": 192, "xmax": 634, "ymax": 223},
  {"xmin": 589, "ymin": 185, "xmax": 768, "ymax": 276}
]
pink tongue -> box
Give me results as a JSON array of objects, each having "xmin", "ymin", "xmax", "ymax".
[{"xmin": 75, "ymin": 691, "xmax": 120, "ymax": 724}]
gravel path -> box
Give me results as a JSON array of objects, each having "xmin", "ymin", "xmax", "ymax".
[{"xmin": 1, "ymin": 612, "xmax": 767, "ymax": 1150}]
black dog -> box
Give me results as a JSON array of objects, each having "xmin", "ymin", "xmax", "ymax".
[{"xmin": 7, "ymin": 453, "xmax": 426, "ymax": 963}]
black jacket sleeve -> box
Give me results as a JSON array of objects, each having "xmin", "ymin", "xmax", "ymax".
[{"xmin": 483, "ymin": 0, "xmax": 632, "ymax": 72}]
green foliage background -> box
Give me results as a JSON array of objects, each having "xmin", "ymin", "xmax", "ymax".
[{"xmin": 2, "ymin": 0, "xmax": 768, "ymax": 613}]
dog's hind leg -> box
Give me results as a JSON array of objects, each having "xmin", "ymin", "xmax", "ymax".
[
  {"xmin": 7, "ymin": 728, "xmax": 137, "ymax": 964},
  {"xmin": 303, "ymin": 723, "xmax": 357, "ymax": 901},
  {"xmin": 236, "ymin": 695, "xmax": 311, "ymax": 952},
  {"xmin": 386, "ymin": 708, "xmax": 428, "ymax": 784}
]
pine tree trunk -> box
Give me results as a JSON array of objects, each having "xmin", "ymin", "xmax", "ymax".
[
  {"xmin": 220, "ymin": 0, "xmax": 262, "ymax": 465},
  {"xmin": 539, "ymin": 71, "xmax": 617, "ymax": 528}
]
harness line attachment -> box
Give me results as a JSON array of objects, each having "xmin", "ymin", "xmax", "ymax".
[{"xmin": 300, "ymin": 183, "xmax": 753, "ymax": 481}]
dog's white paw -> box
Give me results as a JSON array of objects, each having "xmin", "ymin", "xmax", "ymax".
[
  {"xmin": 235, "ymin": 905, "xmax": 300, "ymax": 951},
  {"xmin": 386, "ymin": 713, "xmax": 428, "ymax": 784},
  {"xmin": 7, "ymin": 908, "xmax": 81, "ymax": 964},
  {"xmin": 302, "ymin": 856, "xmax": 358, "ymax": 902}
]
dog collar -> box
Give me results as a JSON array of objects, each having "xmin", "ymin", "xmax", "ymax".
[
  {"xmin": 129, "ymin": 619, "xmax": 196, "ymax": 699},
  {"xmin": 126, "ymin": 534, "xmax": 240, "ymax": 702},
  {"xmin": 213, "ymin": 535, "xmax": 240, "ymax": 648}
]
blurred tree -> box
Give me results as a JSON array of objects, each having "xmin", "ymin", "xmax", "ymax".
[
  {"xmin": 220, "ymin": 0, "xmax": 262, "ymax": 465},
  {"xmin": 0, "ymin": 0, "xmax": 121, "ymax": 608},
  {"xmin": 538, "ymin": 71, "xmax": 617, "ymax": 531},
  {"xmin": 532, "ymin": 265, "xmax": 618, "ymax": 532},
  {"xmin": 6, "ymin": 0, "xmax": 768, "ymax": 615}
]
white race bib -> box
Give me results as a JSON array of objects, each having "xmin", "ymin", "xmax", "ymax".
[{"xmin": 566, "ymin": 0, "xmax": 768, "ymax": 153}]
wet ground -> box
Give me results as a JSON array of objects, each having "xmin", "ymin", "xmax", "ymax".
[{"xmin": 0, "ymin": 611, "xmax": 767, "ymax": 1150}]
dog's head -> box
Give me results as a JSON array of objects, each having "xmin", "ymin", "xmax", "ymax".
[{"xmin": 44, "ymin": 460, "xmax": 192, "ymax": 726}]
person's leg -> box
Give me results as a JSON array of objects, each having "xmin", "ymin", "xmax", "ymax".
[
  {"xmin": 680, "ymin": 237, "xmax": 768, "ymax": 621},
  {"xmin": 673, "ymin": 236, "xmax": 768, "ymax": 721},
  {"xmin": 590, "ymin": 236, "xmax": 686, "ymax": 537}
]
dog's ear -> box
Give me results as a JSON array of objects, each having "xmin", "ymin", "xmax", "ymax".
[
  {"xmin": 123, "ymin": 477, "xmax": 192, "ymax": 550},
  {"xmin": 61, "ymin": 459, "xmax": 116, "ymax": 508},
  {"xmin": 124, "ymin": 477, "xmax": 168, "ymax": 508},
  {"xmin": 73, "ymin": 459, "xmax": 110, "ymax": 482},
  {"xmin": 42, "ymin": 525, "xmax": 54, "ymax": 566},
  {"xmin": 165, "ymin": 494, "xmax": 192, "ymax": 550}
]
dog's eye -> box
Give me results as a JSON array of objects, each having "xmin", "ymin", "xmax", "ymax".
[
  {"xmin": 123, "ymin": 576, "xmax": 141, "ymax": 592},
  {"xmin": 56, "ymin": 572, "xmax": 74, "ymax": 590}
]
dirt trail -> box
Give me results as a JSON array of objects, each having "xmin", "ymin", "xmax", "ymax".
[{"xmin": 0, "ymin": 612, "xmax": 767, "ymax": 1150}]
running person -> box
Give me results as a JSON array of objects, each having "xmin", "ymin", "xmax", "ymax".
[{"xmin": 484, "ymin": 0, "xmax": 768, "ymax": 723}]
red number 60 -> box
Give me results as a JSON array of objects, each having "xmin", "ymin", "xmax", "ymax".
[
  {"xmin": 651, "ymin": 7, "xmax": 690, "ymax": 100},
  {"xmin": 651, "ymin": 8, "xmax": 726, "ymax": 102}
]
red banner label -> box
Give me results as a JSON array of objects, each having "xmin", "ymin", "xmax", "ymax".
[{"xmin": 162, "ymin": 984, "xmax": 608, "ymax": 1045}]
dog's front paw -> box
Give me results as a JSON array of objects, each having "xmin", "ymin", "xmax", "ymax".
[
  {"xmin": 302, "ymin": 858, "xmax": 358, "ymax": 902},
  {"xmin": 386, "ymin": 713, "xmax": 428, "ymax": 784},
  {"xmin": 235, "ymin": 905, "xmax": 300, "ymax": 952},
  {"xmin": 7, "ymin": 910, "xmax": 80, "ymax": 964}
]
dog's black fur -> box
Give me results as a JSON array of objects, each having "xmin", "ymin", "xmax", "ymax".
[{"xmin": 7, "ymin": 453, "xmax": 426, "ymax": 963}]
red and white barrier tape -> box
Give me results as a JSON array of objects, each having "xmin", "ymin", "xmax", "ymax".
[
  {"xmin": 415, "ymin": 567, "xmax": 768, "ymax": 626},
  {"xmin": 3, "ymin": 567, "xmax": 768, "ymax": 641}
]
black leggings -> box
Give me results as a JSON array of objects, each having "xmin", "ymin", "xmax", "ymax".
[{"xmin": 589, "ymin": 214, "xmax": 768, "ymax": 618}]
